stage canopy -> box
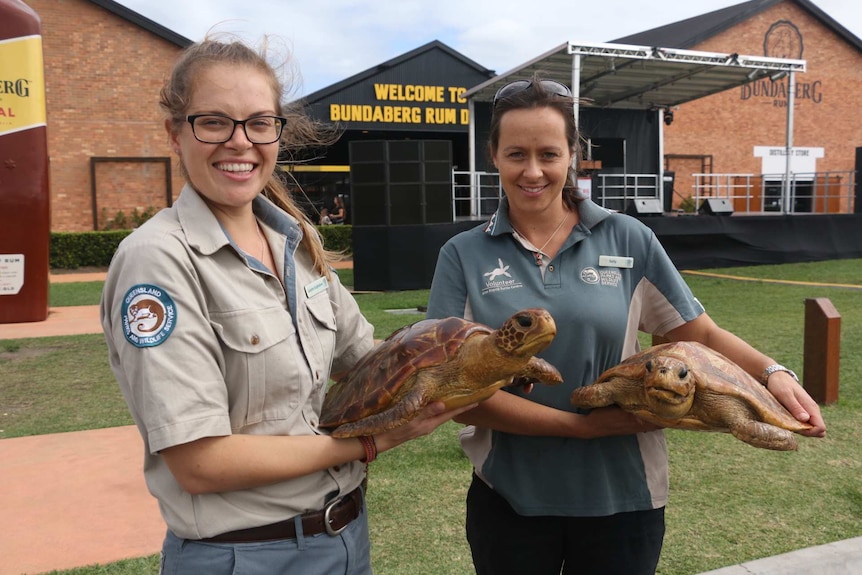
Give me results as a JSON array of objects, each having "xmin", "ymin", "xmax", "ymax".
[{"xmin": 463, "ymin": 41, "xmax": 806, "ymax": 110}]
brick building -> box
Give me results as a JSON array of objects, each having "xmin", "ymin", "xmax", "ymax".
[
  {"xmin": 617, "ymin": 0, "xmax": 862, "ymax": 212},
  {"xmin": 24, "ymin": 0, "xmax": 189, "ymax": 231}
]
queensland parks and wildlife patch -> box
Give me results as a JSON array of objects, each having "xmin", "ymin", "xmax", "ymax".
[{"xmin": 121, "ymin": 284, "xmax": 177, "ymax": 347}]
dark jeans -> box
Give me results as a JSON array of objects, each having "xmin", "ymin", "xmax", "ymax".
[{"xmin": 466, "ymin": 474, "xmax": 665, "ymax": 575}]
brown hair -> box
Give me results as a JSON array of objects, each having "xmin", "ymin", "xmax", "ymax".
[
  {"xmin": 488, "ymin": 73, "xmax": 583, "ymax": 210},
  {"xmin": 160, "ymin": 37, "xmax": 342, "ymax": 279}
]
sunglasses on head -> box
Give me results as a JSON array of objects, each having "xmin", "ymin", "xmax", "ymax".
[{"xmin": 492, "ymin": 79, "xmax": 573, "ymax": 107}]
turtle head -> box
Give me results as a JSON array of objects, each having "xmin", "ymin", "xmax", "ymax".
[
  {"xmin": 495, "ymin": 308, "xmax": 557, "ymax": 356},
  {"xmin": 643, "ymin": 356, "xmax": 696, "ymax": 418}
]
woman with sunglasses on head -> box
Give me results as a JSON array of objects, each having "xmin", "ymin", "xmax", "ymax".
[
  {"xmin": 100, "ymin": 37, "xmax": 472, "ymax": 574},
  {"xmin": 426, "ymin": 73, "xmax": 825, "ymax": 575}
]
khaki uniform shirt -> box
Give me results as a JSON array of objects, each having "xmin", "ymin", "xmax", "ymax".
[{"xmin": 101, "ymin": 185, "xmax": 373, "ymax": 539}]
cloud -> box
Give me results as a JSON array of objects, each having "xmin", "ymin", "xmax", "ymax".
[{"xmin": 114, "ymin": 0, "xmax": 862, "ymax": 96}]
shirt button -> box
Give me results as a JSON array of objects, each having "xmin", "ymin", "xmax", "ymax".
[
  {"xmin": 548, "ymin": 265, "xmax": 555, "ymax": 272},
  {"xmin": 250, "ymin": 335, "xmax": 260, "ymax": 345}
]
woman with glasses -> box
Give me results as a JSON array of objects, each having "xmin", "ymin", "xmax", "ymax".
[
  {"xmin": 100, "ymin": 37, "xmax": 470, "ymax": 574},
  {"xmin": 426, "ymin": 74, "xmax": 825, "ymax": 575}
]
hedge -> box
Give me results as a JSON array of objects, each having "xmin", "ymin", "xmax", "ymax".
[{"xmin": 49, "ymin": 225, "xmax": 353, "ymax": 269}]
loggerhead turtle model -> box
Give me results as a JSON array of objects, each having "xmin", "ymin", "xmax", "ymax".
[
  {"xmin": 569, "ymin": 341, "xmax": 813, "ymax": 451},
  {"xmin": 320, "ymin": 308, "xmax": 563, "ymax": 438}
]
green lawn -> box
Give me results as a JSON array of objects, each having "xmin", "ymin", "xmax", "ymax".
[{"xmin": 4, "ymin": 260, "xmax": 862, "ymax": 575}]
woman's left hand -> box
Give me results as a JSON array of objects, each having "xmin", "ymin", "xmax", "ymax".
[
  {"xmin": 767, "ymin": 371, "xmax": 827, "ymax": 437},
  {"xmin": 373, "ymin": 401, "xmax": 477, "ymax": 454}
]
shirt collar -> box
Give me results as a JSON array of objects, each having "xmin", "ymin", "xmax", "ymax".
[
  {"xmin": 484, "ymin": 195, "xmax": 612, "ymax": 238},
  {"xmin": 175, "ymin": 184, "xmax": 303, "ymax": 256}
]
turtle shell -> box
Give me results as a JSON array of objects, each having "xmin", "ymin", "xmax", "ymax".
[
  {"xmin": 319, "ymin": 316, "xmax": 491, "ymax": 430},
  {"xmin": 598, "ymin": 341, "xmax": 807, "ymax": 430}
]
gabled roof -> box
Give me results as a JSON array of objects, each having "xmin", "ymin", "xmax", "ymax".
[
  {"xmin": 613, "ymin": 0, "xmax": 862, "ymax": 54},
  {"xmin": 87, "ymin": 0, "xmax": 192, "ymax": 48},
  {"xmin": 302, "ymin": 40, "xmax": 495, "ymax": 103}
]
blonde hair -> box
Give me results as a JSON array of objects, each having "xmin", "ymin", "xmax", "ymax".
[{"xmin": 159, "ymin": 36, "xmax": 342, "ymax": 278}]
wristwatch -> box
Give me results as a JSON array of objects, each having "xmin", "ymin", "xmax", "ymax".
[{"xmin": 761, "ymin": 364, "xmax": 799, "ymax": 386}]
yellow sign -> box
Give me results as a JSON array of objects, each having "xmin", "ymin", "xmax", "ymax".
[
  {"xmin": 0, "ymin": 35, "xmax": 47, "ymax": 136},
  {"xmin": 329, "ymin": 83, "xmax": 469, "ymax": 126}
]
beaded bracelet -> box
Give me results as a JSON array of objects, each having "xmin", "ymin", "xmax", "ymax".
[{"xmin": 358, "ymin": 435, "xmax": 377, "ymax": 463}]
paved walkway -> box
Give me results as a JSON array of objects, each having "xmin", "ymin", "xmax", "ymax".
[{"xmin": 0, "ymin": 426, "xmax": 164, "ymax": 574}]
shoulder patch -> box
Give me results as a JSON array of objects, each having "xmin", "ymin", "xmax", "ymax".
[{"xmin": 121, "ymin": 284, "xmax": 177, "ymax": 347}]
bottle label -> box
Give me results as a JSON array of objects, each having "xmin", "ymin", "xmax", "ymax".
[
  {"xmin": 0, "ymin": 254, "xmax": 25, "ymax": 295},
  {"xmin": 0, "ymin": 35, "xmax": 47, "ymax": 136}
]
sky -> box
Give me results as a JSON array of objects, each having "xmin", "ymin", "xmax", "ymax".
[{"xmin": 114, "ymin": 0, "xmax": 862, "ymax": 97}]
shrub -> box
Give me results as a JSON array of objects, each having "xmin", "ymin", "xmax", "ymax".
[{"xmin": 50, "ymin": 226, "xmax": 352, "ymax": 269}]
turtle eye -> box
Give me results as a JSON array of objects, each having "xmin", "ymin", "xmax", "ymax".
[
  {"xmin": 645, "ymin": 360, "xmax": 654, "ymax": 372},
  {"xmin": 678, "ymin": 367, "xmax": 688, "ymax": 379},
  {"xmin": 516, "ymin": 315, "xmax": 533, "ymax": 328}
]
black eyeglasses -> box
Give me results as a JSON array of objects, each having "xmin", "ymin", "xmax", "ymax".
[
  {"xmin": 492, "ymin": 79, "xmax": 572, "ymax": 107},
  {"xmin": 186, "ymin": 114, "xmax": 287, "ymax": 144}
]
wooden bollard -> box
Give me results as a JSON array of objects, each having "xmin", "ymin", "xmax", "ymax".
[{"xmin": 803, "ymin": 297, "xmax": 841, "ymax": 405}]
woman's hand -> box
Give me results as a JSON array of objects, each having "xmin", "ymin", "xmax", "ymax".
[
  {"xmin": 576, "ymin": 406, "xmax": 662, "ymax": 439},
  {"xmin": 766, "ymin": 372, "xmax": 827, "ymax": 437},
  {"xmin": 374, "ymin": 401, "xmax": 477, "ymax": 453}
]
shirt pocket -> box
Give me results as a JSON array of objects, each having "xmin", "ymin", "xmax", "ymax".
[
  {"xmin": 303, "ymin": 293, "xmax": 338, "ymax": 370},
  {"xmin": 210, "ymin": 307, "xmax": 298, "ymax": 427}
]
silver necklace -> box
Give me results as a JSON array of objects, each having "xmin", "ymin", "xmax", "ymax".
[
  {"xmin": 255, "ymin": 222, "xmax": 267, "ymax": 263},
  {"xmin": 512, "ymin": 211, "xmax": 570, "ymax": 266}
]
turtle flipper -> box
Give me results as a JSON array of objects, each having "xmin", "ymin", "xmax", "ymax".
[
  {"xmin": 730, "ymin": 420, "xmax": 799, "ymax": 451},
  {"xmin": 329, "ymin": 385, "xmax": 427, "ymax": 438},
  {"xmin": 570, "ymin": 378, "xmax": 632, "ymax": 408},
  {"xmin": 518, "ymin": 357, "xmax": 563, "ymax": 385}
]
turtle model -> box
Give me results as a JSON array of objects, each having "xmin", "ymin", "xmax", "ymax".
[
  {"xmin": 569, "ymin": 341, "xmax": 813, "ymax": 451},
  {"xmin": 320, "ymin": 308, "xmax": 563, "ymax": 438}
]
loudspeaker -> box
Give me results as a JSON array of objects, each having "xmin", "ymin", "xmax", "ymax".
[
  {"xmin": 349, "ymin": 140, "xmax": 453, "ymax": 225},
  {"xmin": 698, "ymin": 198, "xmax": 734, "ymax": 216},
  {"xmin": 626, "ymin": 198, "xmax": 663, "ymax": 217}
]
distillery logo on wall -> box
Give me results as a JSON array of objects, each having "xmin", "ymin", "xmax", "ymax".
[
  {"xmin": 764, "ymin": 20, "xmax": 804, "ymax": 59},
  {"xmin": 740, "ymin": 19, "xmax": 821, "ymax": 107}
]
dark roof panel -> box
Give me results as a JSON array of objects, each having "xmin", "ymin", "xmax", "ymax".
[
  {"xmin": 302, "ymin": 40, "xmax": 495, "ymax": 103},
  {"xmin": 87, "ymin": 0, "xmax": 192, "ymax": 47},
  {"xmin": 613, "ymin": 0, "xmax": 862, "ymax": 53}
]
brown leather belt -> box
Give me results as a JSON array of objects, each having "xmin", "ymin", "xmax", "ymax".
[{"xmin": 200, "ymin": 486, "xmax": 363, "ymax": 543}]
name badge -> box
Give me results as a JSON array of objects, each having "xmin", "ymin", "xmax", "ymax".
[
  {"xmin": 304, "ymin": 276, "xmax": 329, "ymax": 298},
  {"xmin": 599, "ymin": 255, "xmax": 633, "ymax": 268}
]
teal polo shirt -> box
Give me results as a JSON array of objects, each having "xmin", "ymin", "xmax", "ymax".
[{"xmin": 427, "ymin": 197, "xmax": 704, "ymax": 517}]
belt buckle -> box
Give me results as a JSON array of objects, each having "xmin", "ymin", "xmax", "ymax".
[{"xmin": 324, "ymin": 495, "xmax": 347, "ymax": 536}]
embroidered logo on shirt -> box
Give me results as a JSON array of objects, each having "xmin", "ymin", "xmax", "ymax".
[
  {"xmin": 482, "ymin": 258, "xmax": 523, "ymax": 295},
  {"xmin": 484, "ymin": 258, "xmax": 511, "ymax": 281},
  {"xmin": 580, "ymin": 267, "xmax": 622, "ymax": 287},
  {"xmin": 580, "ymin": 267, "xmax": 600, "ymax": 284},
  {"xmin": 121, "ymin": 284, "xmax": 177, "ymax": 348}
]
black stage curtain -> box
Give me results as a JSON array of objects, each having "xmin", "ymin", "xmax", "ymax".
[{"xmin": 352, "ymin": 215, "xmax": 862, "ymax": 291}]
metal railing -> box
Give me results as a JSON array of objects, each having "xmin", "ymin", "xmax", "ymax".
[
  {"xmin": 591, "ymin": 173, "xmax": 660, "ymax": 212},
  {"xmin": 451, "ymin": 171, "xmax": 664, "ymax": 218},
  {"xmin": 691, "ymin": 171, "xmax": 856, "ymax": 214},
  {"xmin": 451, "ymin": 170, "xmax": 856, "ymax": 219},
  {"xmin": 452, "ymin": 171, "xmax": 502, "ymax": 220}
]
